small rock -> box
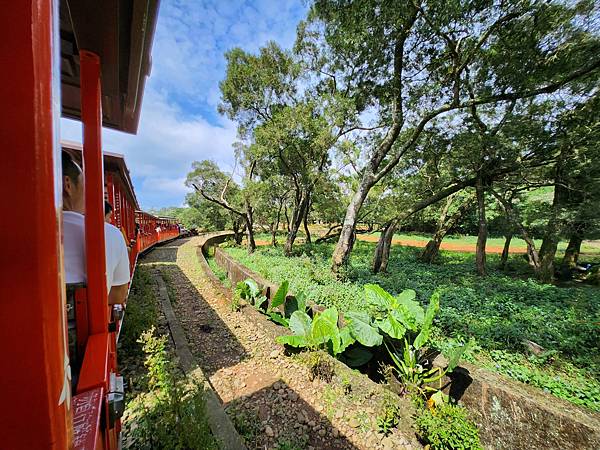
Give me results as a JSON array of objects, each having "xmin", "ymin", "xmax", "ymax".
[
  {"xmin": 269, "ymin": 349, "xmax": 280, "ymax": 358},
  {"xmin": 308, "ymin": 420, "xmax": 316, "ymax": 428},
  {"xmin": 296, "ymin": 412, "xmax": 305, "ymax": 423},
  {"xmin": 334, "ymin": 409, "xmax": 344, "ymax": 419},
  {"xmin": 382, "ymin": 436, "xmax": 395, "ymax": 450},
  {"xmin": 288, "ymin": 392, "xmax": 299, "ymax": 402},
  {"xmin": 265, "ymin": 425, "xmax": 274, "ymax": 437},
  {"xmin": 278, "ymin": 388, "xmax": 285, "ymax": 395},
  {"xmin": 348, "ymin": 418, "xmax": 360, "ymax": 428},
  {"xmin": 332, "ymin": 428, "xmax": 339, "ymax": 438},
  {"xmin": 318, "ymin": 429, "xmax": 326, "ymax": 437}
]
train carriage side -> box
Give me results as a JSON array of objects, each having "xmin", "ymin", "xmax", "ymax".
[{"xmin": 1, "ymin": 1, "xmax": 160, "ymax": 449}]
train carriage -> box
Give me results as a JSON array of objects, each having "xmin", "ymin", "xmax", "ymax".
[{"xmin": 1, "ymin": 1, "xmax": 167, "ymax": 449}]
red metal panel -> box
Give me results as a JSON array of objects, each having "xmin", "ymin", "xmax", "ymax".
[
  {"xmin": 73, "ymin": 387, "xmax": 104, "ymax": 450},
  {"xmin": 77, "ymin": 333, "xmax": 109, "ymax": 393},
  {"xmin": 0, "ymin": 0, "xmax": 72, "ymax": 448},
  {"xmin": 80, "ymin": 50, "xmax": 109, "ymax": 336}
]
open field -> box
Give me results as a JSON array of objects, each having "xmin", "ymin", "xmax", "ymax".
[{"xmin": 220, "ymin": 237, "xmax": 600, "ymax": 412}]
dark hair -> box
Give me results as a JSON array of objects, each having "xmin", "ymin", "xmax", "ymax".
[
  {"xmin": 62, "ymin": 151, "xmax": 82, "ymax": 185},
  {"xmin": 105, "ymin": 201, "xmax": 113, "ymax": 216}
]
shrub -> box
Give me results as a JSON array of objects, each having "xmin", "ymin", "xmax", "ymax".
[{"xmin": 415, "ymin": 402, "xmax": 482, "ymax": 450}]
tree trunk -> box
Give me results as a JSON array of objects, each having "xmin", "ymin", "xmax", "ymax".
[
  {"xmin": 244, "ymin": 201, "xmax": 256, "ymax": 253},
  {"xmin": 499, "ymin": 234, "xmax": 512, "ymax": 270},
  {"xmin": 303, "ymin": 206, "xmax": 311, "ymax": 244},
  {"xmin": 475, "ymin": 176, "xmax": 488, "ymax": 276},
  {"xmin": 378, "ymin": 223, "xmax": 397, "ymax": 273},
  {"xmin": 490, "ymin": 189, "xmax": 541, "ymax": 273},
  {"xmin": 232, "ymin": 219, "xmax": 244, "ymax": 245},
  {"xmin": 561, "ymin": 233, "xmax": 583, "ymax": 270},
  {"xmin": 285, "ymin": 193, "xmax": 310, "ymax": 256},
  {"xmin": 372, "ymin": 221, "xmax": 396, "ymax": 272},
  {"xmin": 332, "ymin": 182, "xmax": 372, "ymax": 273},
  {"xmin": 420, "ymin": 194, "xmax": 456, "ymax": 263},
  {"xmin": 538, "ymin": 148, "xmax": 568, "ymax": 282}
]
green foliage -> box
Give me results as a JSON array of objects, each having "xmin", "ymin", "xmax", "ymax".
[
  {"xmin": 276, "ymin": 307, "xmax": 345, "ymax": 355},
  {"xmin": 415, "ymin": 403, "xmax": 482, "ymax": 450},
  {"xmin": 376, "ymin": 397, "xmax": 400, "ymax": 436},
  {"xmin": 235, "ymin": 278, "xmax": 267, "ymax": 311},
  {"xmin": 123, "ymin": 328, "xmax": 217, "ymax": 450},
  {"xmin": 225, "ymin": 241, "xmax": 600, "ymax": 411}
]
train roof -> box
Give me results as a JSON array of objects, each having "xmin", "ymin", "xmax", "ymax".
[
  {"xmin": 60, "ymin": 0, "xmax": 160, "ymax": 134},
  {"xmin": 62, "ymin": 140, "xmax": 140, "ymax": 210}
]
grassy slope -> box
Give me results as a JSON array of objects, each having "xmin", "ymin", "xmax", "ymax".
[{"xmin": 222, "ymin": 239, "xmax": 600, "ymax": 412}]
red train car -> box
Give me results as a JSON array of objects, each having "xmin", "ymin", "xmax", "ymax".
[{"xmin": 1, "ymin": 1, "xmax": 162, "ymax": 449}]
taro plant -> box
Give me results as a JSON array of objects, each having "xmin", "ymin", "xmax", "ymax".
[
  {"xmin": 365, "ymin": 287, "xmax": 471, "ymax": 396},
  {"xmin": 235, "ymin": 278, "xmax": 267, "ymax": 310},
  {"xmin": 276, "ymin": 307, "xmax": 353, "ymax": 356}
]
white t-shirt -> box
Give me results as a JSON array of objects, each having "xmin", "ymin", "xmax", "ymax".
[{"xmin": 63, "ymin": 211, "xmax": 131, "ymax": 289}]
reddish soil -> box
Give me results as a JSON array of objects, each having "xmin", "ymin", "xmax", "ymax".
[{"xmin": 356, "ymin": 235, "xmax": 526, "ymax": 254}]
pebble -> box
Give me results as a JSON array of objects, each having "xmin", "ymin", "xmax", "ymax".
[
  {"xmin": 288, "ymin": 392, "xmax": 299, "ymax": 402},
  {"xmin": 332, "ymin": 428, "xmax": 339, "ymax": 438},
  {"xmin": 269, "ymin": 349, "xmax": 280, "ymax": 358},
  {"xmin": 308, "ymin": 420, "xmax": 316, "ymax": 427},
  {"xmin": 348, "ymin": 417, "xmax": 360, "ymax": 428},
  {"xmin": 382, "ymin": 436, "xmax": 395, "ymax": 450},
  {"xmin": 318, "ymin": 428, "xmax": 326, "ymax": 437},
  {"xmin": 334, "ymin": 409, "xmax": 344, "ymax": 419},
  {"xmin": 265, "ymin": 425, "xmax": 274, "ymax": 437}
]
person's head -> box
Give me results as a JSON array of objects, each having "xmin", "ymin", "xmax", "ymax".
[
  {"xmin": 105, "ymin": 201, "xmax": 113, "ymax": 223},
  {"xmin": 62, "ymin": 152, "xmax": 84, "ymax": 213}
]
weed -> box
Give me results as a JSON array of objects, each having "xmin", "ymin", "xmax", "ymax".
[
  {"xmin": 306, "ymin": 352, "xmax": 335, "ymax": 382},
  {"xmin": 376, "ymin": 396, "xmax": 400, "ymax": 436},
  {"xmin": 122, "ymin": 327, "xmax": 217, "ymax": 449},
  {"xmin": 415, "ymin": 402, "xmax": 482, "ymax": 450}
]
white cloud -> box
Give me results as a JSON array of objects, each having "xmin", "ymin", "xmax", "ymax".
[
  {"xmin": 61, "ymin": 90, "xmax": 237, "ymax": 209},
  {"xmin": 61, "ymin": 0, "xmax": 308, "ymax": 209}
]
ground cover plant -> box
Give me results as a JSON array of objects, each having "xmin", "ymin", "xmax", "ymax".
[
  {"xmin": 120, "ymin": 267, "xmax": 217, "ymax": 449},
  {"xmin": 221, "ymin": 240, "xmax": 600, "ymax": 412}
]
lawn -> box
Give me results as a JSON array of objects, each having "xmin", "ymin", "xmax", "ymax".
[{"xmin": 220, "ymin": 238, "xmax": 600, "ymax": 412}]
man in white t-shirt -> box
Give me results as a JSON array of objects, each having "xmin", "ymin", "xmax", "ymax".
[{"xmin": 62, "ymin": 152, "xmax": 130, "ymax": 304}]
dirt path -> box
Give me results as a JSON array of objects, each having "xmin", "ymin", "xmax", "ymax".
[
  {"xmin": 355, "ymin": 234, "xmax": 524, "ymax": 254},
  {"xmin": 140, "ymin": 237, "xmax": 416, "ymax": 450}
]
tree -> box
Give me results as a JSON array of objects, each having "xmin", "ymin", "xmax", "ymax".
[
  {"xmin": 301, "ymin": 0, "xmax": 600, "ymax": 273},
  {"xmin": 185, "ymin": 160, "xmax": 257, "ymax": 253}
]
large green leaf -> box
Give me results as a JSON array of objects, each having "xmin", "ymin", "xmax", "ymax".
[
  {"xmin": 377, "ymin": 311, "xmax": 406, "ymax": 340},
  {"xmin": 284, "ymin": 290, "xmax": 307, "ymax": 318},
  {"xmin": 270, "ymin": 280, "xmax": 289, "ymax": 310},
  {"xmin": 276, "ymin": 334, "xmax": 307, "ymax": 347},
  {"xmin": 339, "ymin": 326, "xmax": 356, "ymax": 353},
  {"xmin": 268, "ymin": 311, "xmax": 289, "ymax": 327},
  {"xmin": 244, "ymin": 279, "xmax": 260, "ymax": 298},
  {"xmin": 288, "ymin": 311, "xmax": 312, "ymax": 338},
  {"xmin": 445, "ymin": 340, "xmax": 473, "ymax": 372},
  {"xmin": 311, "ymin": 307, "xmax": 341, "ymax": 354},
  {"xmin": 364, "ymin": 284, "xmax": 394, "ymax": 315},
  {"xmin": 345, "ymin": 311, "xmax": 383, "ymax": 347},
  {"xmin": 413, "ymin": 292, "xmax": 440, "ymax": 350},
  {"xmin": 394, "ymin": 289, "xmax": 424, "ymax": 326}
]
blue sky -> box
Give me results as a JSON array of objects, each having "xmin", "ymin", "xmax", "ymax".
[{"xmin": 61, "ymin": 0, "xmax": 308, "ymax": 210}]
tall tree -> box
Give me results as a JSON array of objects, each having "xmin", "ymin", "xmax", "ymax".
[{"xmin": 302, "ymin": 0, "xmax": 600, "ymax": 272}]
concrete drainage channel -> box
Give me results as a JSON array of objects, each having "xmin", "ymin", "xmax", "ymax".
[
  {"xmin": 153, "ymin": 270, "xmax": 247, "ymax": 450},
  {"xmin": 201, "ymin": 233, "xmax": 600, "ymax": 450}
]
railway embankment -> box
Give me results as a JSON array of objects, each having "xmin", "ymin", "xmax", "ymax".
[{"xmin": 205, "ymin": 235, "xmax": 600, "ymax": 450}]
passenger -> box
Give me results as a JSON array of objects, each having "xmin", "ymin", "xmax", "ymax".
[
  {"xmin": 62, "ymin": 152, "xmax": 130, "ymax": 304},
  {"xmin": 104, "ymin": 201, "xmax": 113, "ymax": 223}
]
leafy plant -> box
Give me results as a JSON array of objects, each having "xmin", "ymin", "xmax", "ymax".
[
  {"xmin": 123, "ymin": 328, "xmax": 217, "ymax": 450},
  {"xmin": 276, "ymin": 307, "xmax": 349, "ymax": 356},
  {"xmin": 235, "ymin": 278, "xmax": 267, "ymax": 310},
  {"xmin": 415, "ymin": 402, "xmax": 483, "ymax": 450},
  {"xmin": 376, "ymin": 397, "xmax": 400, "ymax": 436}
]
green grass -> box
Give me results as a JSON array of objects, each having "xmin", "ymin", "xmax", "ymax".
[
  {"xmin": 224, "ymin": 240, "xmax": 600, "ymax": 412},
  {"xmin": 364, "ymin": 231, "xmax": 600, "ymax": 256}
]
